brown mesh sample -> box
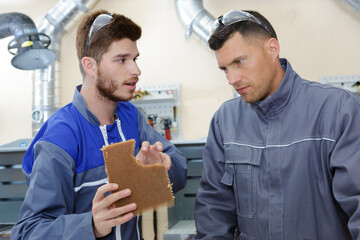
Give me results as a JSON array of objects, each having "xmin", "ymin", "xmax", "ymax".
[{"xmin": 102, "ymin": 139, "xmax": 174, "ymax": 215}]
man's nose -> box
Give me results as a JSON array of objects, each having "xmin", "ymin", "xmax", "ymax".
[
  {"xmin": 132, "ymin": 61, "xmax": 141, "ymax": 77},
  {"xmin": 227, "ymin": 70, "xmax": 241, "ymax": 86}
]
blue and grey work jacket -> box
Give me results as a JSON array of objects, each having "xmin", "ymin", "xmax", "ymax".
[{"xmin": 11, "ymin": 85, "xmax": 187, "ymax": 240}]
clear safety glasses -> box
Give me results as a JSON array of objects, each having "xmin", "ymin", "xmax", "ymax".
[
  {"xmin": 211, "ymin": 10, "xmax": 274, "ymax": 37},
  {"xmin": 84, "ymin": 13, "xmax": 114, "ymax": 56}
]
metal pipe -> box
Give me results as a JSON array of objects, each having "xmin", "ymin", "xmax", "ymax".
[
  {"xmin": 175, "ymin": 0, "xmax": 360, "ymax": 45},
  {"xmin": 31, "ymin": 0, "xmax": 99, "ymax": 136},
  {"xmin": 0, "ymin": 12, "xmax": 37, "ymax": 39},
  {"xmin": 0, "ymin": 12, "xmax": 55, "ymax": 70},
  {"xmin": 335, "ymin": 0, "xmax": 360, "ymax": 18},
  {"xmin": 175, "ymin": 0, "xmax": 216, "ymax": 45}
]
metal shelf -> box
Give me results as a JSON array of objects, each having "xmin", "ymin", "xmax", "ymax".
[
  {"xmin": 320, "ymin": 75, "xmax": 360, "ymax": 95},
  {"xmin": 132, "ymin": 83, "xmax": 182, "ymax": 140}
]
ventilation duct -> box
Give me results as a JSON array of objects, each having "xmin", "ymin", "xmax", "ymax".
[
  {"xmin": 335, "ymin": 0, "xmax": 360, "ymax": 18},
  {"xmin": 175, "ymin": 0, "xmax": 216, "ymax": 45},
  {"xmin": 0, "ymin": 12, "xmax": 55, "ymax": 70},
  {"xmin": 176, "ymin": 0, "xmax": 360, "ymax": 45},
  {"xmin": 31, "ymin": 0, "xmax": 99, "ymax": 136}
]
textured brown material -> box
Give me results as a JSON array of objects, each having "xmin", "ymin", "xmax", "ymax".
[{"xmin": 102, "ymin": 139, "xmax": 174, "ymax": 215}]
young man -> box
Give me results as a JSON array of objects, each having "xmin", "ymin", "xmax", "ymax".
[
  {"xmin": 11, "ymin": 10, "xmax": 187, "ymax": 240},
  {"xmin": 194, "ymin": 10, "xmax": 360, "ymax": 240}
]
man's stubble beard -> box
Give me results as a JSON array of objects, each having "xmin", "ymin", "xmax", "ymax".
[{"xmin": 96, "ymin": 69, "xmax": 131, "ymax": 102}]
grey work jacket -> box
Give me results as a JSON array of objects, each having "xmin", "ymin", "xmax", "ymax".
[{"xmin": 194, "ymin": 59, "xmax": 360, "ymax": 240}]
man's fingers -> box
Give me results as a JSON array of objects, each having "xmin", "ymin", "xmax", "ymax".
[
  {"xmin": 103, "ymin": 189, "xmax": 131, "ymax": 207},
  {"xmin": 141, "ymin": 141, "xmax": 150, "ymax": 151},
  {"xmin": 93, "ymin": 187, "xmax": 131, "ymax": 215},
  {"xmin": 93, "ymin": 203, "xmax": 136, "ymax": 234},
  {"xmin": 136, "ymin": 142, "xmax": 170, "ymax": 167},
  {"xmin": 103, "ymin": 211, "xmax": 134, "ymax": 229},
  {"xmin": 161, "ymin": 152, "xmax": 172, "ymax": 170},
  {"xmin": 96, "ymin": 202, "xmax": 136, "ymax": 222},
  {"xmin": 93, "ymin": 183, "xmax": 118, "ymax": 204},
  {"xmin": 136, "ymin": 141, "xmax": 150, "ymax": 164},
  {"xmin": 154, "ymin": 141, "xmax": 163, "ymax": 152},
  {"xmin": 109, "ymin": 203, "xmax": 137, "ymax": 219}
]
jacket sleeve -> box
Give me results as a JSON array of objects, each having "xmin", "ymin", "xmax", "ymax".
[
  {"xmin": 330, "ymin": 96, "xmax": 360, "ymax": 240},
  {"xmin": 137, "ymin": 111, "xmax": 187, "ymax": 193},
  {"xmin": 10, "ymin": 141, "xmax": 96, "ymax": 240},
  {"xmin": 194, "ymin": 111, "xmax": 237, "ymax": 239}
]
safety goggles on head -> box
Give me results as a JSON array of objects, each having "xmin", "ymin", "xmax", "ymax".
[
  {"xmin": 84, "ymin": 13, "xmax": 114, "ymax": 56},
  {"xmin": 211, "ymin": 10, "xmax": 274, "ymax": 37}
]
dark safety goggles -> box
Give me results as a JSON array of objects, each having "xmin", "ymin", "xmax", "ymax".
[
  {"xmin": 84, "ymin": 13, "xmax": 114, "ymax": 56},
  {"xmin": 211, "ymin": 10, "xmax": 274, "ymax": 37}
]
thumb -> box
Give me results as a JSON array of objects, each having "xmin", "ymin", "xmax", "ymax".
[{"xmin": 136, "ymin": 142, "xmax": 150, "ymax": 164}]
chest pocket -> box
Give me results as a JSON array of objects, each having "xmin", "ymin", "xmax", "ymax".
[{"xmin": 222, "ymin": 143, "xmax": 262, "ymax": 219}]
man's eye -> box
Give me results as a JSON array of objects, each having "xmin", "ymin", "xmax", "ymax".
[
  {"xmin": 236, "ymin": 59, "xmax": 244, "ymax": 64},
  {"xmin": 220, "ymin": 68, "xmax": 228, "ymax": 74},
  {"xmin": 117, "ymin": 59, "xmax": 125, "ymax": 63}
]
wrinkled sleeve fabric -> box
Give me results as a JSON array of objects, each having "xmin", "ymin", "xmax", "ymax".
[
  {"xmin": 194, "ymin": 111, "xmax": 237, "ymax": 239},
  {"xmin": 137, "ymin": 110, "xmax": 187, "ymax": 193},
  {"xmin": 10, "ymin": 141, "xmax": 95, "ymax": 240},
  {"xmin": 330, "ymin": 96, "xmax": 360, "ymax": 240}
]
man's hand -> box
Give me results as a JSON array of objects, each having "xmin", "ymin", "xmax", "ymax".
[
  {"xmin": 136, "ymin": 141, "xmax": 171, "ymax": 170},
  {"xmin": 92, "ymin": 183, "xmax": 137, "ymax": 238}
]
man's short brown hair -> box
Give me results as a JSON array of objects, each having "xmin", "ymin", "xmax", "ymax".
[
  {"xmin": 76, "ymin": 10, "xmax": 142, "ymax": 76},
  {"xmin": 208, "ymin": 10, "xmax": 277, "ymax": 51}
]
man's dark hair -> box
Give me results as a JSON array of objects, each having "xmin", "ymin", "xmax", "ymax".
[
  {"xmin": 208, "ymin": 10, "xmax": 277, "ymax": 51},
  {"xmin": 76, "ymin": 9, "xmax": 142, "ymax": 76}
]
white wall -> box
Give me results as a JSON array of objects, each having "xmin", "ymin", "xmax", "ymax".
[{"xmin": 1, "ymin": 0, "xmax": 359, "ymax": 145}]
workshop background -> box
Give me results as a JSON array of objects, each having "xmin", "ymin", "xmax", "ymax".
[
  {"xmin": 1, "ymin": 0, "xmax": 359, "ymax": 145},
  {"xmin": 0, "ymin": 0, "xmax": 359, "ymax": 239}
]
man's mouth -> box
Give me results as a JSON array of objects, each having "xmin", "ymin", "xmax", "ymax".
[
  {"xmin": 237, "ymin": 86, "xmax": 249, "ymax": 95},
  {"xmin": 125, "ymin": 77, "xmax": 139, "ymax": 86},
  {"xmin": 125, "ymin": 79, "xmax": 138, "ymax": 91}
]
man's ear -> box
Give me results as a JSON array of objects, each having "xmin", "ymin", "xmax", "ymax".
[
  {"xmin": 266, "ymin": 38, "xmax": 280, "ymax": 60},
  {"xmin": 81, "ymin": 57, "xmax": 97, "ymax": 78}
]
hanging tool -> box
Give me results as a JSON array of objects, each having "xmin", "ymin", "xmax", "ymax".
[
  {"xmin": 162, "ymin": 118, "xmax": 171, "ymax": 140},
  {"xmin": 172, "ymin": 106, "xmax": 178, "ymax": 133},
  {"xmin": 147, "ymin": 114, "xmax": 157, "ymax": 128}
]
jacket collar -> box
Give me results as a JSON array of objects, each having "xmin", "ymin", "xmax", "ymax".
[
  {"xmin": 72, "ymin": 85, "xmax": 120, "ymax": 125},
  {"xmin": 253, "ymin": 58, "xmax": 302, "ymax": 116}
]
